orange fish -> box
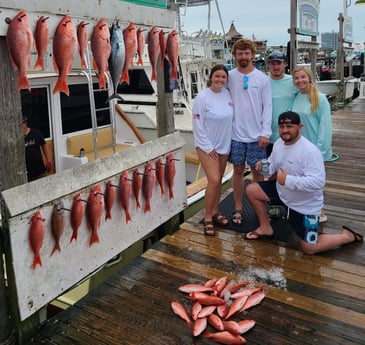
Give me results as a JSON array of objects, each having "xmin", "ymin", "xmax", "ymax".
[
  {"xmin": 213, "ymin": 276, "xmax": 228, "ymax": 296},
  {"xmin": 165, "ymin": 152, "xmax": 177, "ymax": 199},
  {"xmin": 166, "ymin": 29, "xmax": 179, "ymax": 80},
  {"xmin": 142, "ymin": 161, "xmax": 155, "ymax": 213},
  {"xmin": 104, "ymin": 180, "xmax": 117, "ymax": 221},
  {"xmin": 120, "ymin": 23, "xmax": 137, "ymax": 85},
  {"xmin": 204, "ymin": 331, "xmax": 247, "ymax": 345},
  {"xmin": 240, "ymin": 289, "xmax": 265, "ymax": 311},
  {"xmin": 77, "ymin": 21, "xmax": 89, "ymax": 69},
  {"xmin": 91, "ymin": 19, "xmax": 111, "ymax": 89},
  {"xmin": 207, "ymin": 313, "xmax": 224, "ymax": 331},
  {"xmin": 156, "ymin": 158, "xmax": 165, "ymax": 196},
  {"xmin": 51, "ymin": 201, "xmax": 65, "ymax": 256},
  {"xmin": 136, "ymin": 27, "xmax": 145, "ymax": 66},
  {"xmin": 217, "ymin": 302, "xmax": 229, "ymax": 319},
  {"xmin": 191, "ymin": 301, "xmax": 202, "ymax": 321},
  {"xmin": 34, "ymin": 16, "xmax": 50, "ymax": 70},
  {"xmin": 197, "ymin": 305, "xmax": 216, "ymax": 318},
  {"xmin": 192, "ymin": 317, "xmax": 207, "ymax": 337},
  {"xmin": 230, "ymin": 287, "xmax": 262, "ymax": 299},
  {"xmin": 178, "ymin": 283, "xmax": 214, "ymax": 294},
  {"xmin": 86, "ymin": 184, "xmax": 104, "ymax": 246},
  {"xmin": 224, "ymin": 295, "xmax": 249, "ymax": 320},
  {"xmin": 190, "ymin": 292, "xmax": 226, "ymax": 306},
  {"xmin": 238, "ymin": 320, "xmax": 255, "ymax": 334},
  {"xmin": 53, "ymin": 15, "xmax": 78, "ymax": 95},
  {"xmin": 147, "ymin": 26, "xmax": 160, "ymax": 82},
  {"xmin": 29, "ymin": 211, "xmax": 46, "ymax": 269},
  {"xmin": 132, "ymin": 168, "xmax": 142, "ymax": 209},
  {"xmin": 220, "ymin": 282, "xmax": 251, "ymax": 298},
  {"xmin": 204, "ymin": 278, "xmax": 218, "ymax": 287},
  {"xmin": 223, "ymin": 320, "xmax": 242, "ymax": 336},
  {"xmin": 171, "ymin": 301, "xmax": 192, "ymax": 328},
  {"xmin": 119, "ymin": 171, "xmax": 132, "ymax": 223},
  {"xmin": 6, "ymin": 11, "xmax": 33, "ymax": 91},
  {"xmin": 70, "ymin": 193, "xmax": 86, "ymax": 243},
  {"xmin": 159, "ymin": 29, "xmax": 167, "ymax": 68}
]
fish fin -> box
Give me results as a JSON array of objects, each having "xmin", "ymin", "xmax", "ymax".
[
  {"xmin": 151, "ymin": 69, "xmax": 157, "ymax": 82},
  {"xmin": 120, "ymin": 70, "xmax": 129, "ymax": 85},
  {"xmin": 51, "ymin": 243, "xmax": 61, "ymax": 256},
  {"xmin": 53, "ymin": 76, "xmax": 69, "ymax": 96},
  {"xmin": 70, "ymin": 230, "xmax": 78, "ymax": 243},
  {"xmin": 32, "ymin": 254, "xmax": 42, "ymax": 269},
  {"xmin": 34, "ymin": 57, "xmax": 44, "ymax": 70},
  {"xmin": 137, "ymin": 57, "xmax": 143, "ymax": 66},
  {"xmin": 80, "ymin": 57, "xmax": 87, "ymax": 69},
  {"xmin": 125, "ymin": 212, "xmax": 132, "ymax": 223},
  {"xmin": 136, "ymin": 200, "xmax": 141, "ymax": 209},
  {"xmin": 169, "ymin": 69, "xmax": 178, "ymax": 80},
  {"xmin": 98, "ymin": 74, "xmax": 107, "ymax": 89},
  {"xmin": 105, "ymin": 211, "xmax": 112, "ymax": 221},
  {"xmin": 89, "ymin": 230, "xmax": 100, "ymax": 247},
  {"xmin": 144, "ymin": 202, "xmax": 151, "ymax": 213},
  {"xmin": 17, "ymin": 74, "xmax": 31, "ymax": 92},
  {"xmin": 169, "ymin": 188, "xmax": 174, "ymax": 199}
]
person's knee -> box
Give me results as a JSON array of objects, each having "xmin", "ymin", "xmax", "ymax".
[{"xmin": 300, "ymin": 242, "xmax": 316, "ymax": 255}]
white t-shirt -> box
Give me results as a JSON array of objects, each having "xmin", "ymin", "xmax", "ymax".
[
  {"xmin": 228, "ymin": 68, "xmax": 272, "ymax": 143},
  {"xmin": 269, "ymin": 136, "xmax": 325, "ymax": 215},
  {"xmin": 192, "ymin": 87, "xmax": 233, "ymax": 155}
]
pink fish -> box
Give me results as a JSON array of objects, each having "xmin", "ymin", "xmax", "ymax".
[
  {"xmin": 220, "ymin": 282, "xmax": 251, "ymax": 298},
  {"xmin": 86, "ymin": 184, "xmax": 104, "ymax": 246},
  {"xmin": 204, "ymin": 331, "xmax": 247, "ymax": 345},
  {"xmin": 29, "ymin": 211, "xmax": 46, "ymax": 269},
  {"xmin": 189, "ymin": 292, "xmax": 225, "ymax": 306},
  {"xmin": 119, "ymin": 171, "xmax": 132, "ymax": 223},
  {"xmin": 6, "ymin": 11, "xmax": 33, "ymax": 91},
  {"xmin": 34, "ymin": 16, "xmax": 50, "ymax": 70},
  {"xmin": 166, "ymin": 29, "xmax": 179, "ymax": 80},
  {"xmin": 91, "ymin": 19, "xmax": 111, "ymax": 89},
  {"xmin": 238, "ymin": 320, "xmax": 256, "ymax": 334},
  {"xmin": 224, "ymin": 295, "xmax": 249, "ymax": 320},
  {"xmin": 159, "ymin": 29, "xmax": 166, "ymax": 68},
  {"xmin": 136, "ymin": 27, "xmax": 145, "ymax": 65},
  {"xmin": 230, "ymin": 287, "xmax": 263, "ymax": 299},
  {"xmin": 217, "ymin": 302, "xmax": 229, "ymax": 319},
  {"xmin": 197, "ymin": 305, "xmax": 216, "ymax": 318},
  {"xmin": 191, "ymin": 301, "xmax": 202, "ymax": 321},
  {"xmin": 53, "ymin": 16, "xmax": 78, "ymax": 95},
  {"xmin": 192, "ymin": 317, "xmax": 207, "ymax": 337},
  {"xmin": 223, "ymin": 320, "xmax": 242, "ymax": 336},
  {"xmin": 207, "ymin": 313, "xmax": 224, "ymax": 331},
  {"xmin": 147, "ymin": 26, "xmax": 160, "ymax": 82},
  {"xmin": 104, "ymin": 180, "xmax": 117, "ymax": 221},
  {"xmin": 214, "ymin": 276, "xmax": 228, "ymax": 296},
  {"xmin": 70, "ymin": 193, "xmax": 86, "ymax": 243},
  {"xmin": 165, "ymin": 152, "xmax": 177, "ymax": 199},
  {"xmin": 156, "ymin": 158, "xmax": 165, "ymax": 195},
  {"xmin": 120, "ymin": 23, "xmax": 137, "ymax": 85},
  {"xmin": 240, "ymin": 289, "xmax": 265, "ymax": 311},
  {"xmin": 204, "ymin": 278, "xmax": 218, "ymax": 287},
  {"xmin": 51, "ymin": 201, "xmax": 65, "ymax": 256},
  {"xmin": 142, "ymin": 161, "xmax": 155, "ymax": 213},
  {"xmin": 77, "ymin": 21, "xmax": 89, "ymax": 69},
  {"xmin": 132, "ymin": 168, "xmax": 142, "ymax": 209},
  {"xmin": 171, "ymin": 301, "xmax": 192, "ymax": 327},
  {"xmin": 178, "ymin": 283, "xmax": 214, "ymax": 294}
]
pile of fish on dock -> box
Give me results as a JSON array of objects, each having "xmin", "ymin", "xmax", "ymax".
[
  {"xmin": 171, "ymin": 276, "xmax": 265, "ymax": 344},
  {"xmin": 29, "ymin": 153, "xmax": 177, "ymax": 269},
  {"xmin": 6, "ymin": 10, "xmax": 179, "ymax": 96}
]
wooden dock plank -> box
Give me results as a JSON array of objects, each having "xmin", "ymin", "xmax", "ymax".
[{"xmin": 27, "ymin": 99, "xmax": 365, "ymax": 344}]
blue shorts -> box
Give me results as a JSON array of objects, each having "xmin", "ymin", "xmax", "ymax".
[
  {"xmin": 258, "ymin": 180, "xmax": 319, "ymax": 243},
  {"xmin": 228, "ymin": 140, "xmax": 266, "ymax": 167}
]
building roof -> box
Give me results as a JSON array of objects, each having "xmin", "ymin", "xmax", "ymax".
[{"xmin": 226, "ymin": 22, "xmax": 242, "ymax": 40}]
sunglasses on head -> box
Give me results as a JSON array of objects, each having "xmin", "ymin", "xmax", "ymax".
[{"xmin": 243, "ymin": 75, "xmax": 249, "ymax": 89}]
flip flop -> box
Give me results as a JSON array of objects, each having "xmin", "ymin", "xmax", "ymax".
[
  {"xmin": 342, "ymin": 225, "xmax": 363, "ymax": 242},
  {"xmin": 244, "ymin": 230, "xmax": 274, "ymax": 240}
]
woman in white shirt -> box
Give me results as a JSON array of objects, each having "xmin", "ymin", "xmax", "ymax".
[{"xmin": 192, "ymin": 64, "xmax": 234, "ymax": 235}]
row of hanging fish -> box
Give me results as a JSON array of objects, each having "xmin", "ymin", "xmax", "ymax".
[
  {"xmin": 28, "ymin": 153, "xmax": 178, "ymax": 269},
  {"xmin": 6, "ymin": 10, "xmax": 180, "ymax": 96}
]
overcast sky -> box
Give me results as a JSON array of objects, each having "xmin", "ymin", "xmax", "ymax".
[{"xmin": 179, "ymin": 0, "xmax": 365, "ymax": 47}]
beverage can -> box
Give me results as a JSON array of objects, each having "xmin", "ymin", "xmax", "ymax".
[{"xmin": 261, "ymin": 159, "xmax": 269, "ymax": 176}]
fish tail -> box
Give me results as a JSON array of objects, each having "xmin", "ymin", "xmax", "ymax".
[
  {"xmin": 144, "ymin": 202, "xmax": 151, "ymax": 213},
  {"xmin": 80, "ymin": 56, "xmax": 87, "ymax": 69},
  {"xmin": 32, "ymin": 254, "xmax": 42, "ymax": 269},
  {"xmin": 169, "ymin": 68, "xmax": 177, "ymax": 80},
  {"xmin": 51, "ymin": 243, "xmax": 61, "ymax": 256},
  {"xmin": 17, "ymin": 73, "xmax": 31, "ymax": 91},
  {"xmin": 99, "ymin": 74, "xmax": 106, "ymax": 89},
  {"xmin": 151, "ymin": 69, "xmax": 157, "ymax": 82},
  {"xmin": 34, "ymin": 57, "xmax": 44, "ymax": 70},
  {"xmin": 120, "ymin": 70, "xmax": 129, "ymax": 85},
  {"xmin": 53, "ymin": 76, "xmax": 69, "ymax": 96},
  {"xmin": 169, "ymin": 188, "xmax": 174, "ymax": 200},
  {"xmin": 105, "ymin": 211, "xmax": 112, "ymax": 221},
  {"xmin": 125, "ymin": 211, "xmax": 132, "ymax": 223},
  {"xmin": 136, "ymin": 200, "xmax": 141, "ymax": 209},
  {"xmin": 137, "ymin": 57, "xmax": 143, "ymax": 66},
  {"xmin": 107, "ymin": 93, "xmax": 124, "ymax": 103},
  {"xmin": 160, "ymin": 186, "xmax": 165, "ymax": 195},
  {"xmin": 89, "ymin": 230, "xmax": 100, "ymax": 247},
  {"xmin": 70, "ymin": 230, "xmax": 78, "ymax": 243}
]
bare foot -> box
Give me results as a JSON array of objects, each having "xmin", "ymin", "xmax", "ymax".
[{"xmin": 342, "ymin": 226, "xmax": 363, "ymax": 243}]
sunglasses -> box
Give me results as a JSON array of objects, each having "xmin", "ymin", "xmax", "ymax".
[{"xmin": 243, "ymin": 75, "xmax": 249, "ymax": 89}]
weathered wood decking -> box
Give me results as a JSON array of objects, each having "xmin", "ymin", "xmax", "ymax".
[{"xmin": 28, "ymin": 99, "xmax": 365, "ymax": 345}]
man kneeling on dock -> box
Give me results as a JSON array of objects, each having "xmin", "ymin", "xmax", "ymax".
[{"xmin": 245, "ymin": 111, "xmax": 363, "ymax": 254}]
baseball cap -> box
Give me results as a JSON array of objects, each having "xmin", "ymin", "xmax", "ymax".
[
  {"xmin": 268, "ymin": 50, "xmax": 286, "ymax": 62},
  {"xmin": 278, "ymin": 111, "xmax": 301, "ymax": 125}
]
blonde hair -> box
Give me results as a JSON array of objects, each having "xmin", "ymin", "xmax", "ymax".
[{"xmin": 293, "ymin": 66, "xmax": 319, "ymax": 113}]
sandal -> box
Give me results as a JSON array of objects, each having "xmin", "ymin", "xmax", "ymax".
[
  {"xmin": 231, "ymin": 209, "xmax": 243, "ymax": 225},
  {"xmin": 343, "ymin": 225, "xmax": 363, "ymax": 242},
  {"xmin": 204, "ymin": 221, "xmax": 216, "ymax": 236},
  {"xmin": 212, "ymin": 212, "xmax": 229, "ymax": 226}
]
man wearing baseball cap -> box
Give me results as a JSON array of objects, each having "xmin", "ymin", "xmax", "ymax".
[
  {"xmin": 245, "ymin": 111, "xmax": 363, "ymax": 254},
  {"xmin": 267, "ymin": 50, "xmax": 298, "ymax": 156}
]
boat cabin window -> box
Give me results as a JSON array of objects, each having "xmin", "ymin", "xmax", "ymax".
[
  {"xmin": 190, "ymin": 71, "xmax": 199, "ymax": 98},
  {"xmin": 21, "ymin": 88, "xmax": 51, "ymax": 139},
  {"xmin": 60, "ymin": 83, "xmax": 110, "ymax": 134},
  {"xmin": 117, "ymin": 69, "xmax": 154, "ymax": 95}
]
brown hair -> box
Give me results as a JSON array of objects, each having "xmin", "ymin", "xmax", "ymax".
[
  {"xmin": 293, "ymin": 66, "xmax": 319, "ymax": 113},
  {"xmin": 232, "ymin": 38, "xmax": 256, "ymax": 56},
  {"xmin": 207, "ymin": 64, "xmax": 229, "ymax": 87}
]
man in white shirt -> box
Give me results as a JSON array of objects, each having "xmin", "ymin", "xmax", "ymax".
[{"xmin": 245, "ymin": 111, "xmax": 363, "ymax": 254}]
